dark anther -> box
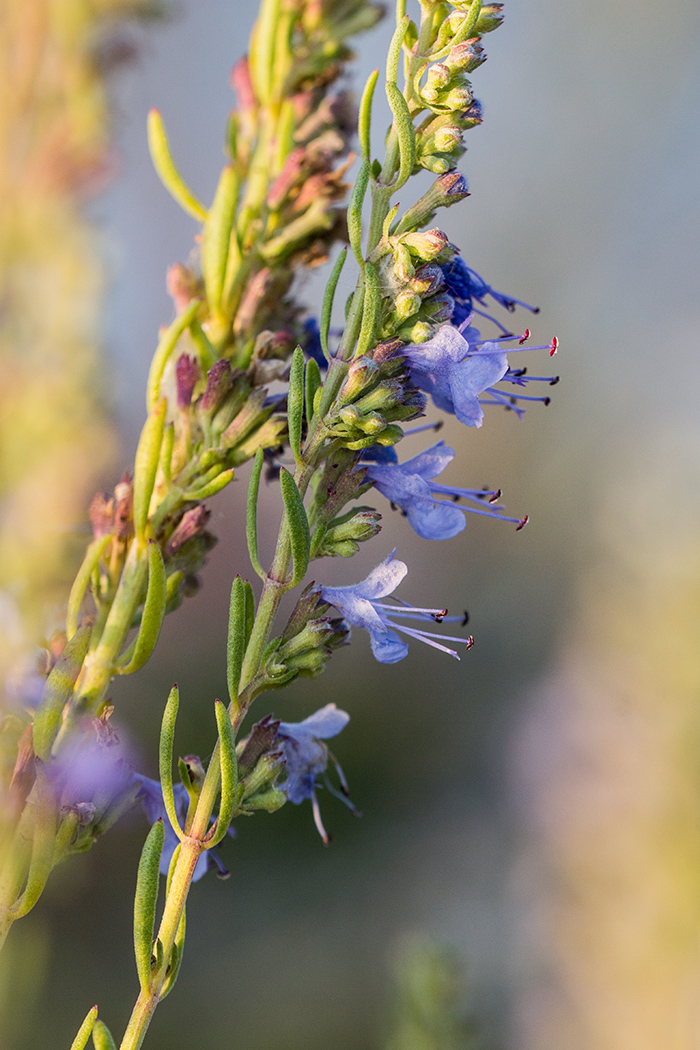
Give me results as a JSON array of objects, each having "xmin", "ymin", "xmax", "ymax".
[
  {"xmin": 488, "ymin": 489, "xmax": 502, "ymax": 503},
  {"xmin": 518, "ymin": 328, "xmax": 530, "ymax": 345},
  {"xmin": 461, "ymin": 610, "xmax": 470, "ymax": 626},
  {"xmin": 549, "ymin": 336, "xmax": 559, "ymax": 356},
  {"xmin": 516, "ymin": 515, "xmax": 529, "ymax": 531},
  {"xmin": 543, "ymin": 396, "xmax": 551, "ymax": 406},
  {"xmin": 466, "ymin": 635, "xmax": 475, "ymax": 649},
  {"xmin": 549, "ymin": 376, "xmax": 560, "ymax": 386},
  {"xmin": 390, "ymin": 501, "xmax": 398, "ymax": 511},
  {"xmin": 452, "ymin": 494, "xmax": 461, "ymax": 503},
  {"xmin": 431, "ymin": 607, "xmax": 448, "ymax": 623}
]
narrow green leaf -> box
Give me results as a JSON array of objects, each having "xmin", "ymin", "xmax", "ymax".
[
  {"xmin": 182, "ymin": 467, "xmax": 235, "ymax": 502},
  {"xmin": 69, "ymin": 1006, "xmax": 98, "ymax": 1050},
  {"xmin": 227, "ymin": 578, "xmax": 247, "ymax": 705},
  {"xmin": 279, "ymin": 469, "xmax": 310, "ymax": 587},
  {"xmin": 66, "ymin": 534, "xmax": 111, "ymax": 640},
  {"xmin": 133, "ymin": 400, "xmax": 168, "ymax": 539},
  {"xmin": 320, "ymin": 247, "xmax": 347, "ymax": 360},
  {"xmin": 10, "ymin": 771, "xmax": 57, "ymax": 919},
  {"xmin": 305, "ymin": 358, "xmax": 322, "ymax": 428},
  {"xmin": 117, "ymin": 542, "xmax": 167, "ymax": 675},
  {"xmin": 386, "ymin": 12, "xmax": 407, "ymax": 87},
  {"xmin": 91, "ymin": 1020, "xmax": 117, "ymax": 1050},
  {"xmin": 355, "ymin": 262, "xmax": 382, "ymax": 359},
  {"xmin": 159, "ymin": 907, "xmax": 186, "ymax": 1001},
  {"xmin": 287, "ymin": 346, "xmax": 305, "ymax": 467},
  {"xmin": 147, "ymin": 109, "xmax": 207, "ymax": 222},
  {"xmin": 134, "ymin": 819, "xmax": 165, "ymax": 992},
  {"xmin": 147, "ymin": 299, "xmax": 201, "ymax": 412},
  {"xmin": 208, "ymin": 700, "xmax": 238, "ymax": 848},
  {"xmin": 32, "ymin": 625, "xmax": 91, "ymax": 761},
  {"xmin": 243, "ymin": 581, "xmax": 256, "ymax": 646},
  {"xmin": 202, "ymin": 165, "xmax": 239, "ymax": 315},
  {"xmin": 246, "ymin": 450, "xmax": 266, "ymax": 581},
  {"xmin": 386, "ymin": 81, "xmax": 416, "ymax": 191},
  {"xmin": 347, "ymin": 159, "xmax": 370, "ymax": 266},
  {"xmin": 358, "ymin": 68, "xmax": 379, "ymax": 161},
  {"xmin": 158, "ymin": 686, "xmax": 184, "ymax": 842}
]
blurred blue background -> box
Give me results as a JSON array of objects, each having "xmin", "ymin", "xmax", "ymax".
[{"xmin": 3, "ymin": 2, "xmax": 700, "ymax": 1048}]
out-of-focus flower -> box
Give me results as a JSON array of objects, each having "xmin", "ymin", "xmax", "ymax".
[
  {"xmin": 277, "ymin": 704, "xmax": 356, "ymax": 844},
  {"xmin": 320, "ymin": 552, "xmax": 472, "ymax": 664},
  {"xmin": 135, "ymin": 775, "xmax": 231, "ymax": 880}
]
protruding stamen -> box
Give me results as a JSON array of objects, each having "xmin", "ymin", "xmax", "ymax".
[
  {"xmin": 311, "ymin": 789, "xmax": 330, "ymax": 846},
  {"xmin": 516, "ymin": 515, "xmax": 529, "ymax": 531},
  {"xmin": 518, "ymin": 328, "xmax": 530, "ymax": 345}
]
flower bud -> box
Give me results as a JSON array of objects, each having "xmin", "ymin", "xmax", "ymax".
[
  {"xmin": 444, "ymin": 85, "xmax": 473, "ymax": 111},
  {"xmin": 199, "ymin": 359, "xmax": 233, "ymax": 414},
  {"xmin": 324, "ymin": 510, "xmax": 382, "ymax": 545},
  {"xmin": 433, "ymin": 125, "xmax": 462, "ymax": 152},
  {"xmin": 474, "ymin": 3, "xmax": 504, "ymax": 34},
  {"xmin": 401, "ymin": 229, "xmax": 449, "ymax": 260},
  {"xmin": 176, "ymin": 354, "xmax": 200, "ymax": 408},
  {"xmin": 422, "ymin": 63, "xmax": 452, "ymax": 103},
  {"xmin": 444, "ymin": 39, "xmax": 486, "ymax": 73},
  {"xmin": 393, "ymin": 243, "xmax": 415, "ymax": 282},
  {"xmin": 338, "ymin": 356, "xmax": 379, "ymax": 405},
  {"xmin": 395, "ymin": 289, "xmax": 422, "ymax": 321},
  {"xmin": 411, "ymin": 264, "xmax": 445, "ymax": 296}
]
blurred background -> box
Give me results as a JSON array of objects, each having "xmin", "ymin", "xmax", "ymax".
[{"xmin": 2, "ymin": 0, "xmax": 700, "ymax": 1048}]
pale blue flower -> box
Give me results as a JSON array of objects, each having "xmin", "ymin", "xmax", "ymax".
[
  {"xmin": 365, "ymin": 441, "xmax": 527, "ymax": 539},
  {"xmin": 320, "ymin": 552, "xmax": 472, "ymax": 664},
  {"xmin": 277, "ymin": 704, "xmax": 356, "ymax": 843},
  {"xmin": 135, "ymin": 775, "xmax": 231, "ymax": 880},
  {"xmin": 402, "ymin": 324, "xmax": 508, "ymax": 428}
]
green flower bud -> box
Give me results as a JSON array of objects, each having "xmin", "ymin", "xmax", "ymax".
[
  {"xmin": 395, "ymin": 290, "xmax": 422, "ymax": 321},
  {"xmin": 324, "ymin": 509, "xmax": 382, "ymax": 545},
  {"xmin": 401, "ymin": 229, "xmax": 450, "ymax": 260},
  {"xmin": 422, "ymin": 63, "xmax": 451, "ymax": 104},
  {"xmin": 433, "ymin": 126, "xmax": 462, "ymax": 152},
  {"xmin": 444, "ymin": 39, "xmax": 486, "ymax": 73},
  {"xmin": 337, "ymin": 356, "xmax": 379, "ymax": 405},
  {"xmin": 474, "ymin": 3, "xmax": 504, "ymax": 34},
  {"xmin": 393, "ymin": 243, "xmax": 415, "ymax": 282}
]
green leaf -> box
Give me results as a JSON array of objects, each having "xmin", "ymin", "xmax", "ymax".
[
  {"xmin": 246, "ymin": 449, "xmax": 266, "ymax": 581},
  {"xmin": 69, "ymin": 1006, "xmax": 98, "ymax": 1050},
  {"xmin": 182, "ymin": 467, "xmax": 235, "ymax": 502},
  {"xmin": 320, "ymin": 247, "xmax": 347, "ymax": 361},
  {"xmin": 355, "ymin": 262, "xmax": 382, "ymax": 359},
  {"xmin": 226, "ymin": 577, "xmax": 247, "ymax": 706},
  {"xmin": 287, "ymin": 346, "xmax": 305, "ymax": 467},
  {"xmin": 279, "ymin": 469, "xmax": 310, "ymax": 587},
  {"xmin": 32, "ymin": 625, "xmax": 91, "ymax": 761},
  {"xmin": 133, "ymin": 819, "xmax": 165, "ymax": 992},
  {"xmin": 66, "ymin": 535, "xmax": 111, "ymax": 641},
  {"xmin": 358, "ymin": 68, "xmax": 379, "ymax": 161},
  {"xmin": 202, "ymin": 165, "xmax": 239, "ymax": 316},
  {"xmin": 133, "ymin": 399, "xmax": 168, "ymax": 539},
  {"xmin": 91, "ymin": 1020, "xmax": 117, "ymax": 1050},
  {"xmin": 147, "ymin": 109, "xmax": 207, "ymax": 222},
  {"xmin": 117, "ymin": 542, "xmax": 167, "ymax": 675},
  {"xmin": 158, "ymin": 685, "xmax": 184, "ymax": 842},
  {"xmin": 386, "ymin": 81, "xmax": 416, "ymax": 191},
  {"xmin": 208, "ymin": 700, "xmax": 238, "ymax": 848},
  {"xmin": 243, "ymin": 580, "xmax": 256, "ymax": 646},
  {"xmin": 347, "ymin": 160, "xmax": 370, "ymax": 266},
  {"xmin": 305, "ymin": 358, "xmax": 322, "ymax": 428},
  {"xmin": 10, "ymin": 770, "xmax": 57, "ymax": 919},
  {"xmin": 147, "ymin": 299, "xmax": 201, "ymax": 412}
]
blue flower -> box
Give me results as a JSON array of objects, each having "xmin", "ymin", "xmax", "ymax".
[
  {"xmin": 135, "ymin": 775, "xmax": 231, "ymax": 880},
  {"xmin": 441, "ymin": 255, "xmax": 538, "ymax": 332},
  {"xmin": 277, "ymin": 704, "xmax": 356, "ymax": 844},
  {"xmin": 320, "ymin": 552, "xmax": 472, "ymax": 664},
  {"xmin": 364, "ymin": 441, "xmax": 527, "ymax": 539},
  {"xmin": 403, "ymin": 324, "xmax": 508, "ymax": 427}
]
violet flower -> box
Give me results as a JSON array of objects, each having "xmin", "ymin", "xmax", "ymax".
[
  {"xmin": 365, "ymin": 441, "xmax": 527, "ymax": 539},
  {"xmin": 402, "ymin": 323, "xmax": 508, "ymax": 428},
  {"xmin": 277, "ymin": 704, "xmax": 356, "ymax": 844},
  {"xmin": 320, "ymin": 552, "xmax": 472, "ymax": 664}
]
